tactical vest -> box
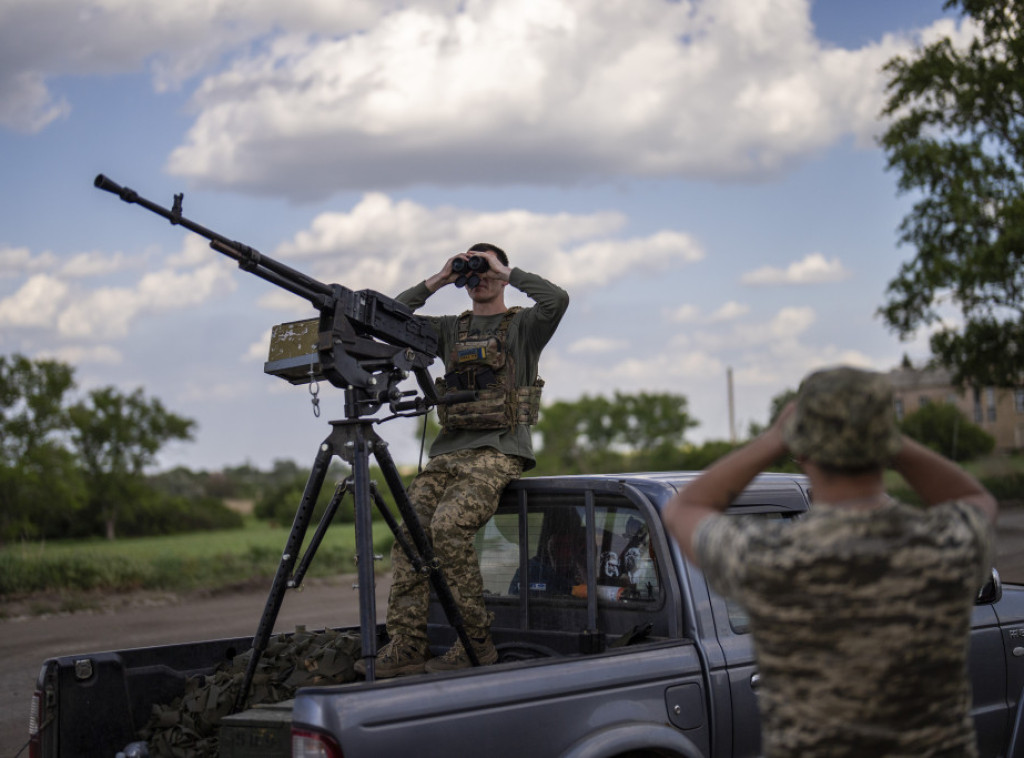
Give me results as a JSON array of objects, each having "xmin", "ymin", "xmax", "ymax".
[{"xmin": 435, "ymin": 307, "xmax": 544, "ymax": 430}]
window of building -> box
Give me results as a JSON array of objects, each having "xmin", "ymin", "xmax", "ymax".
[
  {"xmin": 893, "ymin": 398, "xmax": 904, "ymax": 421},
  {"xmin": 919, "ymin": 395, "xmax": 931, "ymax": 408},
  {"xmin": 986, "ymin": 387, "xmax": 997, "ymax": 422},
  {"xmin": 1015, "ymin": 389, "xmax": 1024, "ymax": 415}
]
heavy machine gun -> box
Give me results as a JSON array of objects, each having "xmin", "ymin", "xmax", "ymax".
[
  {"xmin": 93, "ymin": 174, "xmax": 438, "ymax": 412},
  {"xmin": 93, "ymin": 175, "xmax": 481, "ymax": 709}
]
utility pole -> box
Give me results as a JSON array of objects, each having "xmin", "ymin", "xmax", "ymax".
[{"xmin": 727, "ymin": 367, "xmax": 736, "ymax": 443}]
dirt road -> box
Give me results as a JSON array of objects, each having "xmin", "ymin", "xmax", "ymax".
[
  {"xmin": 0, "ymin": 574, "xmax": 392, "ymax": 757},
  {"xmin": 2, "ymin": 508, "xmax": 1022, "ymax": 757}
]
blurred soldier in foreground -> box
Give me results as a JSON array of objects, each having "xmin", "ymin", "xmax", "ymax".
[{"xmin": 663, "ymin": 366, "xmax": 997, "ymax": 757}]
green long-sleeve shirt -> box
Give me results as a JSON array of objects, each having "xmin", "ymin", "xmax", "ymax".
[{"xmin": 396, "ymin": 267, "xmax": 569, "ymax": 469}]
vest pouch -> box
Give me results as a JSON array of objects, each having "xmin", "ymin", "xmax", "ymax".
[
  {"xmin": 474, "ymin": 366, "xmax": 498, "ymax": 389},
  {"xmin": 515, "ymin": 379, "xmax": 544, "ymax": 425},
  {"xmin": 443, "ymin": 386, "xmax": 515, "ymax": 430},
  {"xmin": 443, "ymin": 370, "xmax": 470, "ymax": 390}
]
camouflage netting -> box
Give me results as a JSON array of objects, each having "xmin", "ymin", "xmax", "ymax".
[{"xmin": 138, "ymin": 627, "xmax": 361, "ymax": 758}]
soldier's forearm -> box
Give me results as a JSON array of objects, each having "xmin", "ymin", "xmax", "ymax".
[{"xmin": 892, "ymin": 436, "xmax": 997, "ymax": 520}]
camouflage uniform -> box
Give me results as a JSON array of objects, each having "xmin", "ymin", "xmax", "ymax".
[
  {"xmin": 693, "ymin": 367, "xmax": 994, "ymax": 757},
  {"xmin": 696, "ymin": 501, "xmax": 992, "ymax": 757},
  {"xmin": 387, "ymin": 447, "xmax": 523, "ymax": 644},
  {"xmin": 384, "ymin": 267, "xmax": 569, "ymax": 657}
]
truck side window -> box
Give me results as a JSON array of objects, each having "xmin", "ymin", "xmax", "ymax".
[
  {"xmin": 476, "ymin": 498, "xmax": 662, "ymax": 604},
  {"xmin": 717, "ymin": 511, "xmax": 791, "ymax": 634},
  {"xmin": 593, "ymin": 508, "xmax": 661, "ymax": 603}
]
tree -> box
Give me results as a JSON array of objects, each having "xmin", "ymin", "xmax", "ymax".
[
  {"xmin": 253, "ymin": 460, "xmax": 405, "ymax": 527},
  {"xmin": 69, "ymin": 387, "xmax": 195, "ymax": 539},
  {"xmin": 0, "ymin": 355, "xmax": 86, "ymax": 541},
  {"xmin": 768, "ymin": 388, "xmax": 798, "ymax": 425},
  {"xmin": 900, "ymin": 401, "xmax": 994, "ymax": 460},
  {"xmin": 879, "ymin": 0, "xmax": 1024, "ymax": 387},
  {"xmin": 534, "ymin": 391, "xmax": 697, "ymax": 474}
]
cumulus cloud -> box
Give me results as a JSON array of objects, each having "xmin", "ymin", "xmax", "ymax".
[
  {"xmin": 0, "ymin": 71, "xmax": 70, "ymax": 133},
  {"xmin": 0, "ymin": 273, "xmax": 69, "ymax": 328},
  {"xmin": 0, "ymin": 0, "xmax": 968, "ymax": 195},
  {"xmin": 741, "ymin": 252, "xmax": 851, "ymax": 285},
  {"xmin": 246, "ymin": 329, "xmax": 275, "ymax": 362},
  {"xmin": 664, "ymin": 301, "xmax": 748, "ymax": 325},
  {"xmin": 271, "ymin": 193, "xmax": 702, "ymax": 296},
  {"xmin": 666, "ymin": 304, "xmax": 701, "ymax": 324},
  {"xmin": 59, "ymin": 251, "xmax": 137, "ymax": 278},
  {"xmin": 690, "ymin": 305, "xmax": 816, "ymax": 352},
  {"xmin": 0, "ymin": 245, "xmax": 58, "ymax": 276},
  {"xmin": 0, "ymin": 239, "xmax": 237, "ymax": 340},
  {"xmin": 768, "ymin": 305, "xmax": 816, "ymax": 337},
  {"xmin": 55, "ymin": 261, "xmax": 237, "ymax": 339},
  {"xmin": 601, "ymin": 350, "xmax": 726, "ymax": 387},
  {"xmin": 40, "ymin": 344, "xmax": 123, "ymax": 366},
  {"xmin": 566, "ymin": 305, "xmax": 817, "ymax": 393},
  {"xmin": 567, "ymin": 337, "xmax": 628, "ymax": 355},
  {"xmin": 709, "ymin": 300, "xmax": 750, "ymax": 322},
  {"xmin": 549, "ymin": 301, "xmax": 884, "ymax": 440},
  {"xmin": 0, "ymin": 0, "xmax": 437, "ymax": 132},
  {"xmin": 160, "ymin": 0, "xmax": 956, "ymax": 198}
]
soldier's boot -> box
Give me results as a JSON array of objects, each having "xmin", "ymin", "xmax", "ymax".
[
  {"xmin": 424, "ymin": 633, "xmax": 498, "ymax": 673},
  {"xmin": 353, "ymin": 636, "xmax": 429, "ymax": 679}
]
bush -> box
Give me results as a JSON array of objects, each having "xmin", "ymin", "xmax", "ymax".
[
  {"xmin": 678, "ymin": 440, "xmax": 740, "ymax": 470},
  {"xmin": 979, "ymin": 472, "xmax": 1024, "ymax": 505},
  {"xmin": 900, "ymin": 403, "xmax": 994, "ymax": 461},
  {"xmin": 254, "ymin": 463, "xmax": 409, "ymax": 527},
  {"xmin": 118, "ymin": 493, "xmax": 244, "ymax": 536}
]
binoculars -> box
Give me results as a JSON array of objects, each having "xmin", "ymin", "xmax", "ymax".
[{"xmin": 452, "ymin": 255, "xmax": 490, "ymax": 288}]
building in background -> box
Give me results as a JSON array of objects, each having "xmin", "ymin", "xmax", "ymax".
[{"xmin": 888, "ymin": 366, "xmax": 1024, "ymax": 453}]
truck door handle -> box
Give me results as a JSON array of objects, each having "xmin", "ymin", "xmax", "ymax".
[{"xmin": 750, "ymin": 673, "xmax": 761, "ymax": 691}]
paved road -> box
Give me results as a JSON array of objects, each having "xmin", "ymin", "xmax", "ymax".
[{"xmin": 2, "ymin": 508, "xmax": 1022, "ymax": 757}]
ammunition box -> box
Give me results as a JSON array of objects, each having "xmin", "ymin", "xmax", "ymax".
[{"xmin": 264, "ymin": 319, "xmax": 322, "ymax": 384}]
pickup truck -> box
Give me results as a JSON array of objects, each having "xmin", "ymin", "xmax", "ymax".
[{"xmin": 28, "ymin": 471, "xmax": 1024, "ymax": 758}]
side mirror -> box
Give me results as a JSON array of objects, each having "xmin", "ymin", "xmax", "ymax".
[{"xmin": 975, "ymin": 567, "xmax": 1002, "ymax": 605}]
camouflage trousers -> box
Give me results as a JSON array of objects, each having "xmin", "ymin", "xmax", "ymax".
[{"xmin": 386, "ymin": 447, "xmax": 523, "ymax": 646}]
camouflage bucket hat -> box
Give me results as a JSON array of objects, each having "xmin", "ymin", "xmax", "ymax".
[{"xmin": 782, "ymin": 366, "xmax": 902, "ymax": 468}]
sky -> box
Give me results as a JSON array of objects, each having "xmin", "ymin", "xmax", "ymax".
[{"xmin": 0, "ymin": 0, "xmax": 972, "ymax": 473}]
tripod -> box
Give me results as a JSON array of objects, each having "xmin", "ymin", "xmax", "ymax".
[{"xmin": 233, "ymin": 389, "xmax": 480, "ymax": 711}]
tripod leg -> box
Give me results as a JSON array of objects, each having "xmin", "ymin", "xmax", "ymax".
[
  {"xmin": 233, "ymin": 437, "xmax": 335, "ymax": 712},
  {"xmin": 350, "ymin": 425, "xmax": 381, "ymax": 681},
  {"xmin": 371, "ymin": 436, "xmax": 480, "ymax": 667},
  {"xmin": 292, "ymin": 478, "xmax": 350, "ymax": 587},
  {"xmin": 370, "ymin": 483, "xmax": 420, "ymax": 571}
]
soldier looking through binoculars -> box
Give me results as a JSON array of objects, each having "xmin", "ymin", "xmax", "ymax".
[{"xmin": 356, "ymin": 242, "xmax": 570, "ymax": 677}]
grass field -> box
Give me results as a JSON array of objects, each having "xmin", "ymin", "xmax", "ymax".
[{"xmin": 0, "ymin": 517, "xmax": 395, "ymax": 604}]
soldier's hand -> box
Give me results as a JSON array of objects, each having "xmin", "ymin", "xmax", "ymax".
[
  {"xmin": 473, "ymin": 249, "xmax": 511, "ymax": 282},
  {"xmin": 767, "ymin": 401, "xmax": 795, "ymax": 451},
  {"xmin": 426, "ymin": 253, "xmax": 471, "ymax": 292}
]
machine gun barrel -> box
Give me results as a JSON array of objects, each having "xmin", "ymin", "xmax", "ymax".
[
  {"xmin": 94, "ymin": 174, "xmax": 335, "ymax": 308},
  {"xmin": 93, "ymin": 174, "xmax": 439, "ymax": 397}
]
